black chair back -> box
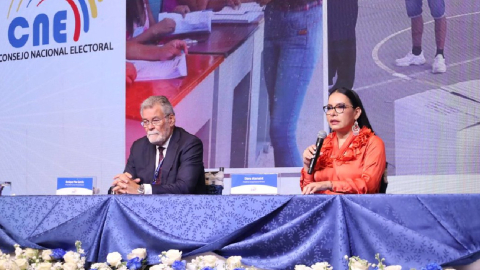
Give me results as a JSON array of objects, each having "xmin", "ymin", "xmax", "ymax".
[{"xmin": 378, "ymin": 163, "xmax": 388, "ymax": 194}]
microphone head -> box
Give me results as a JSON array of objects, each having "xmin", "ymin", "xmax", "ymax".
[{"xmin": 317, "ymin": 131, "xmax": 327, "ymax": 139}]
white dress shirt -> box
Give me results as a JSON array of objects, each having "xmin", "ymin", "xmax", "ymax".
[{"xmin": 144, "ymin": 135, "xmax": 171, "ymax": 194}]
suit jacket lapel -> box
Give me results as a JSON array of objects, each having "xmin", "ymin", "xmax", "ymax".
[
  {"xmin": 161, "ymin": 127, "xmax": 179, "ymax": 184},
  {"xmin": 146, "ymin": 141, "xmax": 157, "ymax": 184}
]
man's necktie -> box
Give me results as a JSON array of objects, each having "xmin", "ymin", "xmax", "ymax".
[{"xmin": 154, "ymin": 147, "xmax": 164, "ymax": 184}]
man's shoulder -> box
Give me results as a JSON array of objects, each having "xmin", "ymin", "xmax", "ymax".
[
  {"xmin": 174, "ymin": 127, "xmax": 202, "ymax": 144},
  {"xmin": 131, "ymin": 136, "xmax": 150, "ymax": 148}
]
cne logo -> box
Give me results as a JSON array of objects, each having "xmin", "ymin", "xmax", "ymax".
[{"xmin": 7, "ymin": 0, "xmax": 103, "ymax": 48}]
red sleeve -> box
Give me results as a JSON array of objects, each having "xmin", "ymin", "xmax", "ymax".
[
  {"xmin": 300, "ymin": 167, "xmax": 315, "ymax": 191},
  {"xmin": 299, "ymin": 135, "xmax": 334, "ymax": 192}
]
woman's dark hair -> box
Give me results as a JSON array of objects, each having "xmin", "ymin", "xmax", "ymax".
[
  {"xmin": 126, "ymin": 0, "xmax": 144, "ymax": 38},
  {"xmin": 330, "ymin": 87, "xmax": 374, "ymax": 132}
]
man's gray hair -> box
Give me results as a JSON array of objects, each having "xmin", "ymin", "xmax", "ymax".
[{"xmin": 140, "ymin": 96, "xmax": 175, "ymax": 117}]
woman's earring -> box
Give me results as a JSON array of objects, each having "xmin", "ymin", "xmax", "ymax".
[{"xmin": 352, "ymin": 120, "xmax": 360, "ymax": 136}]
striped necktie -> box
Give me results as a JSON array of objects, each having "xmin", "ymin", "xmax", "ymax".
[{"xmin": 154, "ymin": 146, "xmax": 164, "ymax": 184}]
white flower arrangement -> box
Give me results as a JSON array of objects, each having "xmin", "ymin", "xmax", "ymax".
[
  {"xmin": 344, "ymin": 255, "xmax": 371, "ymax": 270},
  {"xmin": 159, "ymin": 250, "xmax": 182, "ymax": 266},
  {"xmin": 92, "ymin": 249, "xmax": 256, "ymax": 270},
  {"xmin": 1, "ymin": 243, "xmax": 459, "ymax": 270},
  {"xmin": 127, "ymin": 249, "xmax": 147, "ymax": 261},
  {"xmin": 42, "ymin": 250, "xmax": 53, "ymax": 262},
  {"xmin": 106, "ymin": 252, "xmax": 123, "ymax": 268},
  {"xmin": 0, "ymin": 241, "xmax": 86, "ymax": 270},
  {"xmin": 91, "ymin": 248, "xmax": 146, "ymax": 270},
  {"xmin": 156, "ymin": 250, "xmax": 257, "ymax": 270},
  {"xmin": 295, "ymin": 262, "xmax": 333, "ymax": 270},
  {"xmin": 367, "ymin": 254, "xmax": 402, "ymax": 270}
]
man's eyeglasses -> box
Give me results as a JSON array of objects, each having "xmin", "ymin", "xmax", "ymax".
[
  {"xmin": 323, "ymin": 103, "xmax": 354, "ymax": 115},
  {"xmin": 141, "ymin": 115, "xmax": 170, "ymax": 127}
]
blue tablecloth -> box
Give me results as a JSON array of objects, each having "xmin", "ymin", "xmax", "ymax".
[{"xmin": 1, "ymin": 195, "xmax": 479, "ymax": 269}]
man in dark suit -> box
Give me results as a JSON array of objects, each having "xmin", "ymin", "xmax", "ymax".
[{"xmin": 112, "ymin": 96, "xmax": 205, "ymax": 194}]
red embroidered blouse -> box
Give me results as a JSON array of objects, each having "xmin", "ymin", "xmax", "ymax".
[{"xmin": 300, "ymin": 127, "xmax": 386, "ymax": 194}]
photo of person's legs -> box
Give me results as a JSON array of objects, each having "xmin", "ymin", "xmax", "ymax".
[
  {"xmin": 328, "ymin": 45, "xmax": 339, "ymax": 87},
  {"xmin": 263, "ymin": 5, "xmax": 322, "ymax": 167},
  {"xmin": 396, "ymin": 0, "xmax": 446, "ymax": 73},
  {"xmin": 395, "ymin": 0, "xmax": 426, "ymax": 67},
  {"xmin": 430, "ymin": 0, "xmax": 447, "ymax": 73},
  {"xmin": 329, "ymin": 39, "xmax": 356, "ymax": 91},
  {"xmin": 411, "ymin": 15, "xmax": 424, "ymax": 57},
  {"xmin": 327, "ymin": 0, "xmax": 358, "ymax": 91}
]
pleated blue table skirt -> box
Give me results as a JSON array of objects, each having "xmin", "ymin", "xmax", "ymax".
[{"xmin": 1, "ymin": 194, "xmax": 479, "ymax": 269}]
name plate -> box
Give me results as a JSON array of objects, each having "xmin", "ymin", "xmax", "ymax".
[
  {"xmin": 57, "ymin": 177, "xmax": 94, "ymax": 195},
  {"xmin": 231, "ymin": 174, "xmax": 278, "ymax": 194}
]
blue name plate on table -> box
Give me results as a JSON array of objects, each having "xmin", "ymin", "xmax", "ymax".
[
  {"xmin": 57, "ymin": 177, "xmax": 94, "ymax": 195},
  {"xmin": 231, "ymin": 174, "xmax": 278, "ymax": 194}
]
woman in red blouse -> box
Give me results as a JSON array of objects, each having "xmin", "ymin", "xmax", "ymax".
[{"xmin": 300, "ymin": 88, "xmax": 386, "ymax": 194}]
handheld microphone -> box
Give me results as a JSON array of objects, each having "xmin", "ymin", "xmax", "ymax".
[{"xmin": 308, "ymin": 131, "xmax": 328, "ymax": 174}]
